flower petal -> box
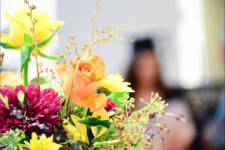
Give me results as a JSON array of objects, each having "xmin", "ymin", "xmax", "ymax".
[
  {"xmin": 4, "ymin": 12, "xmax": 28, "ymax": 32},
  {"xmin": 91, "ymin": 109, "xmax": 109, "ymax": 137},
  {"xmin": 89, "ymin": 93, "xmax": 107, "ymax": 112},
  {"xmin": 35, "ymin": 21, "xmax": 64, "ymax": 50},
  {"xmin": 3, "ymin": 12, "xmax": 29, "ymax": 46},
  {"xmin": 0, "ymin": 33, "xmax": 11, "ymax": 44}
]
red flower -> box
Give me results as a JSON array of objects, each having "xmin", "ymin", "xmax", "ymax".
[
  {"xmin": 0, "ymin": 83, "xmax": 61, "ymax": 134},
  {"xmin": 104, "ymin": 98, "xmax": 118, "ymax": 111}
]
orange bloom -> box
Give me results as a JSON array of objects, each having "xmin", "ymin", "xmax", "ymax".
[{"xmin": 56, "ymin": 55, "xmax": 107, "ymax": 112}]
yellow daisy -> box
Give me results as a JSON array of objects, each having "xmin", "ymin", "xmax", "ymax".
[
  {"xmin": 24, "ymin": 132, "xmax": 61, "ymax": 150},
  {"xmin": 100, "ymin": 74, "xmax": 134, "ymax": 93}
]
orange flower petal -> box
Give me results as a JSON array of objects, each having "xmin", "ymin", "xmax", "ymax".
[
  {"xmin": 72, "ymin": 73, "xmax": 97, "ymax": 99},
  {"xmin": 90, "ymin": 55, "xmax": 105, "ymax": 81},
  {"xmin": 89, "ymin": 94, "xmax": 107, "ymax": 112},
  {"xmin": 56, "ymin": 64, "xmax": 72, "ymax": 96},
  {"xmin": 70, "ymin": 94, "xmax": 88, "ymax": 108}
]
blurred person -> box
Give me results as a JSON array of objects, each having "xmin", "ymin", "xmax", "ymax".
[
  {"xmin": 126, "ymin": 38, "xmax": 196, "ymax": 150},
  {"xmin": 202, "ymin": 29, "xmax": 225, "ymax": 150}
]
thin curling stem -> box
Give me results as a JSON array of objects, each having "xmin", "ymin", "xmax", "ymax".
[
  {"xmin": 26, "ymin": 0, "xmax": 40, "ymax": 84},
  {"xmin": 66, "ymin": 58, "xmax": 81, "ymax": 118},
  {"xmin": 88, "ymin": 0, "xmax": 101, "ymax": 56}
]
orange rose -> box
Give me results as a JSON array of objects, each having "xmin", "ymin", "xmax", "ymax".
[{"xmin": 56, "ymin": 55, "xmax": 107, "ymax": 112}]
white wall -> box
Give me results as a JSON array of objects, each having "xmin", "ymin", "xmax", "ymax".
[
  {"xmin": 58, "ymin": 0, "xmax": 178, "ymax": 86},
  {"xmin": 1, "ymin": 0, "xmax": 214, "ymax": 88}
]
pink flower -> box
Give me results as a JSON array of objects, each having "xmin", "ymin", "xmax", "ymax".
[
  {"xmin": 0, "ymin": 83, "xmax": 61, "ymax": 134},
  {"xmin": 104, "ymin": 98, "xmax": 118, "ymax": 111}
]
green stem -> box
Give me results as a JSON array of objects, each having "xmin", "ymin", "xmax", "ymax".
[
  {"xmin": 37, "ymin": 50, "xmax": 61, "ymax": 60},
  {"xmin": 83, "ymin": 108, "xmax": 89, "ymax": 117},
  {"xmin": 23, "ymin": 61, "xmax": 29, "ymax": 87}
]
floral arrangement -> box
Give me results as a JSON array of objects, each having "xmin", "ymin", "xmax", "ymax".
[{"xmin": 0, "ymin": 0, "xmax": 170, "ymax": 150}]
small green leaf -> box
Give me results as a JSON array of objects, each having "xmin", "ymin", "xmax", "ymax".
[
  {"xmin": 0, "ymin": 42, "xmax": 20, "ymax": 49},
  {"xmin": 0, "ymin": 93, "xmax": 9, "ymax": 109},
  {"xmin": 108, "ymin": 92, "xmax": 129, "ymax": 106},
  {"xmin": 37, "ymin": 50, "xmax": 61, "ymax": 60},
  {"xmin": 24, "ymin": 33, "xmax": 34, "ymax": 47},
  {"xmin": 30, "ymin": 76, "xmax": 47, "ymax": 85},
  {"xmin": 98, "ymin": 87, "xmax": 111, "ymax": 96},
  {"xmin": 78, "ymin": 117, "xmax": 111, "ymax": 128},
  {"xmin": 17, "ymin": 90, "xmax": 25, "ymax": 103},
  {"xmin": 38, "ymin": 26, "xmax": 60, "ymax": 48}
]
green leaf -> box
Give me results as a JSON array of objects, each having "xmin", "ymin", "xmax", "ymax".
[
  {"xmin": 0, "ymin": 42, "xmax": 20, "ymax": 49},
  {"xmin": 17, "ymin": 90, "xmax": 25, "ymax": 103},
  {"xmin": 21, "ymin": 46, "xmax": 32, "ymax": 87},
  {"xmin": 78, "ymin": 117, "xmax": 111, "ymax": 128},
  {"xmin": 103, "ymin": 124, "xmax": 115, "ymax": 140},
  {"xmin": 87, "ymin": 126, "xmax": 94, "ymax": 144},
  {"xmin": 108, "ymin": 92, "xmax": 129, "ymax": 106},
  {"xmin": 93, "ymin": 140, "xmax": 120, "ymax": 148},
  {"xmin": 0, "ymin": 93, "xmax": 9, "ymax": 109},
  {"xmin": 37, "ymin": 50, "xmax": 61, "ymax": 60},
  {"xmin": 20, "ymin": 46, "xmax": 32, "ymax": 72},
  {"xmin": 23, "ymin": 33, "xmax": 34, "ymax": 47},
  {"xmin": 69, "ymin": 143, "xmax": 82, "ymax": 150},
  {"xmin": 98, "ymin": 87, "xmax": 111, "ymax": 96},
  {"xmin": 61, "ymin": 97, "xmax": 69, "ymax": 118},
  {"xmin": 37, "ymin": 26, "xmax": 60, "ymax": 48},
  {"xmin": 30, "ymin": 76, "xmax": 47, "ymax": 85}
]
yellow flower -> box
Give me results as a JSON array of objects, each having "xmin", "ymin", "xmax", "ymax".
[
  {"xmin": 24, "ymin": 132, "xmax": 61, "ymax": 150},
  {"xmin": 63, "ymin": 109, "xmax": 109, "ymax": 143},
  {"xmin": 100, "ymin": 74, "xmax": 134, "ymax": 93},
  {"xmin": 91, "ymin": 109, "xmax": 109, "ymax": 137},
  {"xmin": 63, "ymin": 115, "xmax": 89, "ymax": 144},
  {"xmin": 0, "ymin": 8, "xmax": 64, "ymax": 49},
  {"xmin": 0, "ymin": 71, "xmax": 23, "ymax": 87}
]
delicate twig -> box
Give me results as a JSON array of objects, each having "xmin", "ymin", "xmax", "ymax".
[
  {"xmin": 25, "ymin": 0, "xmax": 40, "ymax": 84},
  {"xmin": 0, "ymin": 52, "xmax": 4, "ymax": 87},
  {"xmin": 88, "ymin": 0, "xmax": 101, "ymax": 56},
  {"xmin": 0, "ymin": 52, "xmax": 4, "ymax": 68},
  {"xmin": 66, "ymin": 58, "xmax": 81, "ymax": 118}
]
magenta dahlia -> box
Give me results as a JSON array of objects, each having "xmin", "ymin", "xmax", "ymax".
[{"xmin": 0, "ymin": 83, "xmax": 61, "ymax": 134}]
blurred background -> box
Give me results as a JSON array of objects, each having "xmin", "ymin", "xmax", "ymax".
[{"xmin": 1, "ymin": 0, "xmax": 224, "ymax": 150}]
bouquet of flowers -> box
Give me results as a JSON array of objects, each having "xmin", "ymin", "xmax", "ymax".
[{"xmin": 0, "ymin": 0, "xmax": 170, "ymax": 149}]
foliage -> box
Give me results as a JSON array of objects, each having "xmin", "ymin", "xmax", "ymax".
[
  {"xmin": 94, "ymin": 93, "xmax": 167, "ymax": 150},
  {"xmin": 0, "ymin": 129, "xmax": 26, "ymax": 150}
]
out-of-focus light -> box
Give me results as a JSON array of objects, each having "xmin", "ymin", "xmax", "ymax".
[{"xmin": 176, "ymin": 0, "xmax": 206, "ymax": 89}]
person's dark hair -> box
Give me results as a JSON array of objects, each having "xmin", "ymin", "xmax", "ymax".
[
  {"xmin": 126, "ymin": 38, "xmax": 167, "ymax": 98},
  {"xmin": 133, "ymin": 38, "xmax": 154, "ymax": 55}
]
